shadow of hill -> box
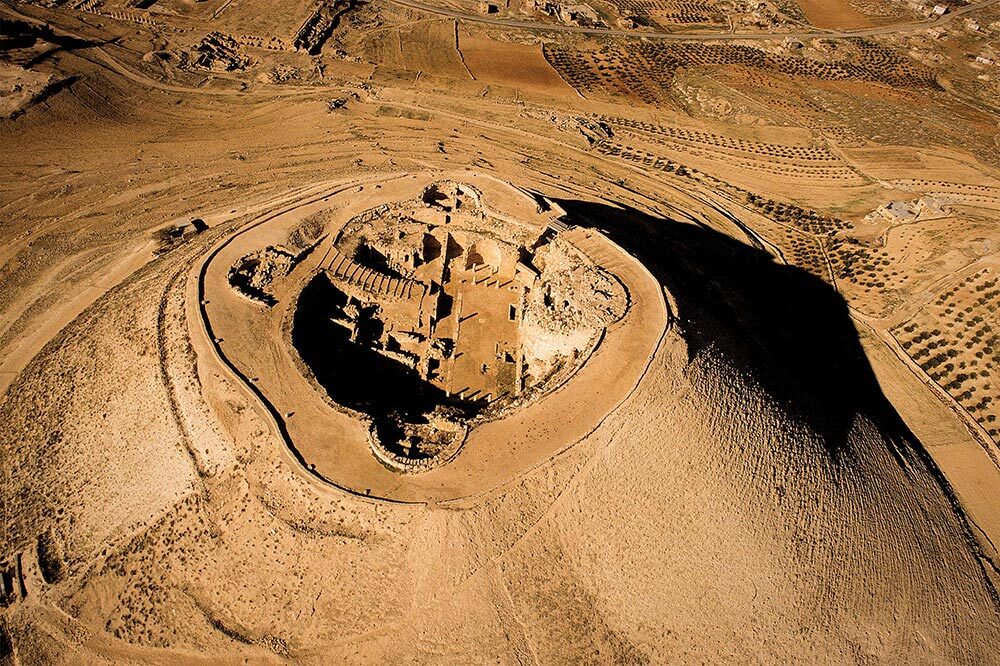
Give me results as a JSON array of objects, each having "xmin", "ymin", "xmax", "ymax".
[
  {"xmin": 556, "ymin": 198, "xmax": 920, "ymax": 471},
  {"xmin": 0, "ymin": 18, "xmax": 117, "ymax": 68},
  {"xmin": 10, "ymin": 75, "xmax": 79, "ymax": 120}
]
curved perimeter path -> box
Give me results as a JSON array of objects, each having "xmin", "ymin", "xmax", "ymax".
[{"xmin": 198, "ymin": 172, "xmax": 669, "ymax": 503}]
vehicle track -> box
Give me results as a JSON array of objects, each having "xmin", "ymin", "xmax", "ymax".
[{"xmin": 157, "ymin": 265, "xmax": 211, "ymax": 481}]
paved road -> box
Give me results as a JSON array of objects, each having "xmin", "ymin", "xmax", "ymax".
[{"xmin": 388, "ymin": 0, "xmax": 1000, "ymax": 41}]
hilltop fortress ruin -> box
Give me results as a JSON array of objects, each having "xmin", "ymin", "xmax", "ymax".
[{"xmin": 208, "ymin": 174, "xmax": 655, "ymax": 486}]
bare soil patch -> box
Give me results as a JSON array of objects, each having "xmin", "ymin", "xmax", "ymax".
[{"xmin": 794, "ymin": 0, "xmax": 874, "ymax": 29}]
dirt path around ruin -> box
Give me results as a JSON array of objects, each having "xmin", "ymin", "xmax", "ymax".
[{"xmin": 195, "ymin": 171, "xmax": 669, "ymax": 503}]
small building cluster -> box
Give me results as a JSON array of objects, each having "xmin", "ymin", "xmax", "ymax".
[
  {"xmin": 909, "ymin": 1, "xmax": 950, "ymax": 17},
  {"xmin": 531, "ymin": 0, "xmax": 603, "ymax": 27},
  {"xmin": 864, "ymin": 196, "xmax": 951, "ymax": 223}
]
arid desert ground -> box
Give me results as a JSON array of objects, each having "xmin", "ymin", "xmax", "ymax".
[{"xmin": 2, "ymin": 0, "xmax": 1000, "ymax": 662}]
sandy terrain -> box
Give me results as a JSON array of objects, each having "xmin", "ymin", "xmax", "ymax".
[
  {"xmin": 1, "ymin": 0, "xmax": 1000, "ymax": 662},
  {"xmin": 459, "ymin": 32, "xmax": 578, "ymax": 96},
  {"xmin": 795, "ymin": 0, "xmax": 875, "ymax": 29}
]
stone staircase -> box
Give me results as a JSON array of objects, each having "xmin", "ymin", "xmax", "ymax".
[{"xmin": 325, "ymin": 248, "xmax": 426, "ymax": 301}]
